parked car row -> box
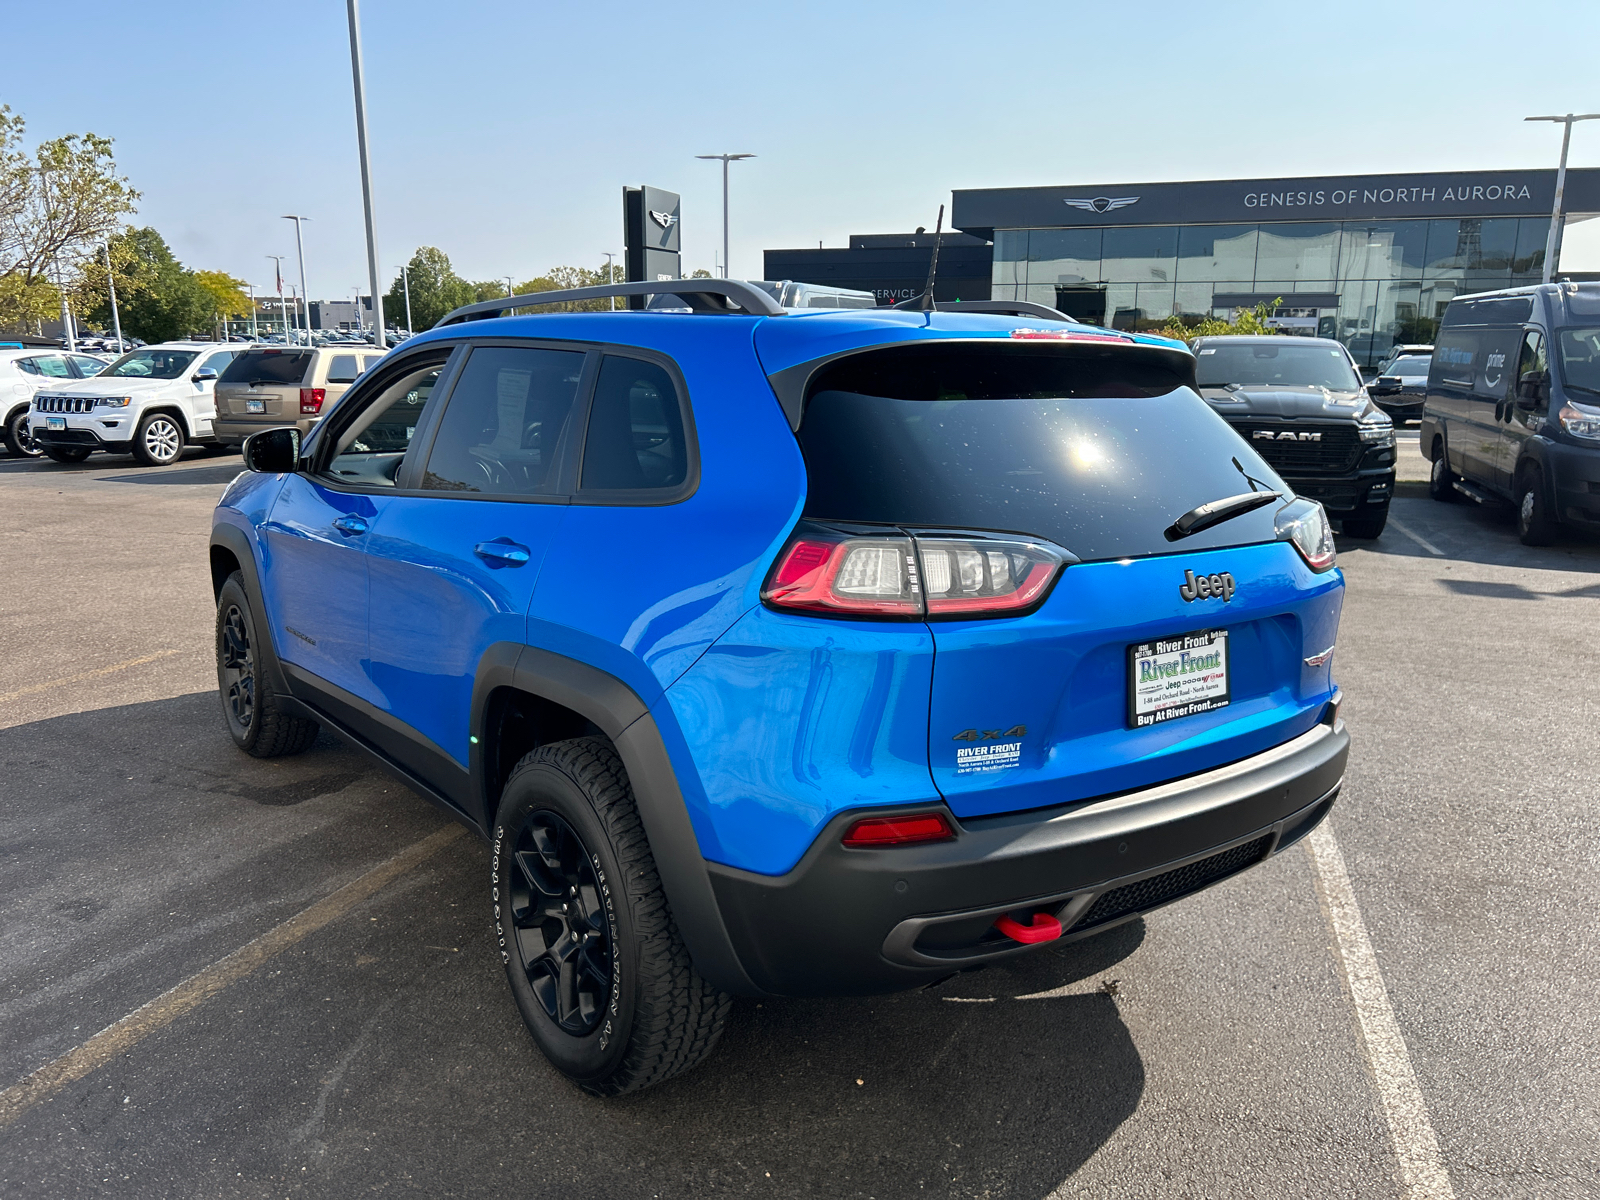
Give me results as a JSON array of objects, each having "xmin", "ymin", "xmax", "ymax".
[{"xmin": 7, "ymin": 341, "xmax": 385, "ymax": 466}]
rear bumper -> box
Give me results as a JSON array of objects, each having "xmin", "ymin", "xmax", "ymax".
[
  {"xmin": 708, "ymin": 717, "xmax": 1348, "ymax": 996},
  {"xmin": 213, "ymin": 416, "xmax": 316, "ymax": 446}
]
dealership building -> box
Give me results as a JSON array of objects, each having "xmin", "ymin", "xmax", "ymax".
[{"xmin": 768, "ymin": 168, "xmax": 1600, "ymax": 367}]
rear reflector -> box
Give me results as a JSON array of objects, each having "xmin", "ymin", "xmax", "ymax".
[
  {"xmin": 300, "ymin": 387, "xmax": 326, "ymax": 415},
  {"xmin": 841, "ymin": 812, "xmax": 955, "ymax": 848}
]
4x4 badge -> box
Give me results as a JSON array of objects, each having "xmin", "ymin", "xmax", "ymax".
[
  {"xmin": 952, "ymin": 725, "xmax": 1026, "ymax": 741},
  {"xmin": 1179, "ymin": 569, "xmax": 1236, "ymax": 602}
]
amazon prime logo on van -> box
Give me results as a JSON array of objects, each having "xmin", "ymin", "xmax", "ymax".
[{"xmin": 1063, "ymin": 196, "xmax": 1139, "ymax": 214}]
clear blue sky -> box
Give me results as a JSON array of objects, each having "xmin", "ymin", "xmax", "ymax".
[{"xmin": 7, "ymin": 0, "xmax": 1600, "ymax": 300}]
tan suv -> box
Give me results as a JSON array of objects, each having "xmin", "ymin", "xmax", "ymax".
[{"xmin": 213, "ymin": 345, "xmax": 386, "ymax": 449}]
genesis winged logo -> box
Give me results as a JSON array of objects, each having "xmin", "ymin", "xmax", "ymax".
[
  {"xmin": 1063, "ymin": 196, "xmax": 1140, "ymax": 214},
  {"xmin": 649, "ymin": 209, "xmax": 679, "ymax": 229}
]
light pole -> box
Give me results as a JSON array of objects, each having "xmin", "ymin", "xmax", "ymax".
[
  {"xmin": 282, "ymin": 214, "xmax": 313, "ymax": 339},
  {"xmin": 503, "ymin": 275, "xmax": 515, "ymax": 313},
  {"xmin": 289, "ymin": 284, "xmax": 302, "ymax": 343},
  {"xmin": 247, "ymin": 284, "xmax": 259, "ymax": 340},
  {"xmin": 395, "ymin": 262, "xmax": 413, "ymax": 333},
  {"xmin": 603, "ymin": 252, "xmax": 617, "ymax": 310},
  {"xmin": 102, "ymin": 242, "xmax": 124, "ymax": 354},
  {"xmin": 695, "ymin": 152, "xmax": 755, "ymax": 279},
  {"xmin": 353, "ymin": 288, "xmax": 363, "ymax": 333},
  {"xmin": 267, "ymin": 255, "xmax": 289, "ymax": 339},
  {"xmin": 1526, "ymin": 113, "xmax": 1600, "ymax": 284},
  {"xmin": 346, "ymin": 0, "xmax": 384, "ymax": 339}
]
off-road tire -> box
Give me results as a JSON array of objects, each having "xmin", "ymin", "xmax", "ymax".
[
  {"xmin": 493, "ymin": 737, "xmax": 731, "ymax": 1096},
  {"xmin": 1516, "ymin": 466, "xmax": 1557, "ymax": 547},
  {"xmin": 4, "ymin": 407, "xmax": 42, "ymax": 457},
  {"xmin": 131, "ymin": 411, "xmax": 185, "ymax": 467},
  {"xmin": 1341, "ymin": 511, "xmax": 1388, "ymax": 539},
  {"xmin": 1428, "ymin": 443, "xmax": 1455, "ymax": 502},
  {"xmin": 41, "ymin": 445, "xmax": 91, "ymax": 463},
  {"xmin": 215, "ymin": 572, "xmax": 320, "ymax": 756}
]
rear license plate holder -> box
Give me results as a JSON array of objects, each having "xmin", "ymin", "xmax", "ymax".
[
  {"xmin": 1127, "ymin": 628, "xmax": 1230, "ymax": 728},
  {"xmin": 245, "ymin": 399, "xmax": 265, "ymax": 414},
  {"xmin": 46, "ymin": 416, "xmax": 65, "ymax": 430}
]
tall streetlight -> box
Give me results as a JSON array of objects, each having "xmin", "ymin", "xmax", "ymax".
[
  {"xmin": 395, "ymin": 262, "xmax": 413, "ymax": 333},
  {"xmin": 282, "ymin": 214, "xmax": 313, "ymax": 339},
  {"xmin": 346, "ymin": 0, "xmax": 384, "ymax": 338},
  {"xmin": 695, "ymin": 152, "xmax": 756, "ymax": 279},
  {"xmin": 1526, "ymin": 113, "xmax": 1600, "ymax": 284},
  {"xmin": 102, "ymin": 242, "xmax": 124, "ymax": 354},
  {"xmin": 503, "ymin": 275, "xmax": 515, "ymax": 313},
  {"xmin": 603, "ymin": 252, "xmax": 617, "ymax": 310},
  {"xmin": 267, "ymin": 255, "xmax": 290, "ymax": 339},
  {"xmin": 247, "ymin": 284, "xmax": 259, "ymax": 341}
]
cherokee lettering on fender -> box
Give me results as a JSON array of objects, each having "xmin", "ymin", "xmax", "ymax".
[{"xmin": 1179, "ymin": 569, "xmax": 1236, "ymax": 603}]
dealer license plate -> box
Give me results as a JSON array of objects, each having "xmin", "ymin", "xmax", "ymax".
[
  {"xmin": 47, "ymin": 416, "xmax": 65, "ymax": 430},
  {"xmin": 1127, "ymin": 628, "xmax": 1230, "ymax": 728},
  {"xmin": 245, "ymin": 399, "xmax": 265, "ymax": 413}
]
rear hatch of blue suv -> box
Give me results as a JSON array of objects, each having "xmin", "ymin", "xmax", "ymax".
[{"xmin": 670, "ymin": 323, "xmax": 1349, "ymax": 997}]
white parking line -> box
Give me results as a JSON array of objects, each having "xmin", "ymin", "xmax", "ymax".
[
  {"xmin": 1307, "ymin": 822, "xmax": 1456, "ymax": 1199},
  {"xmin": 1386, "ymin": 516, "xmax": 1445, "ymax": 557}
]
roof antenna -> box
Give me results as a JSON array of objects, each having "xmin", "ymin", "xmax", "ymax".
[{"xmin": 918, "ymin": 204, "xmax": 945, "ymax": 312}]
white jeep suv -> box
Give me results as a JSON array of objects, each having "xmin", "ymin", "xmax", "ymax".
[{"xmin": 29, "ymin": 341, "xmax": 244, "ymax": 466}]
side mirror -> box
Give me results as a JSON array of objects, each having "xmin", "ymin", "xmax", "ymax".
[
  {"xmin": 192, "ymin": 367, "xmax": 218, "ymax": 382},
  {"xmin": 243, "ymin": 426, "xmax": 301, "ymax": 473}
]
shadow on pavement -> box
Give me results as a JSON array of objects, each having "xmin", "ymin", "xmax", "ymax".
[
  {"xmin": 1340, "ymin": 495, "xmax": 1600, "ymax": 574},
  {"xmin": 95, "ymin": 462, "xmax": 246, "ymax": 486},
  {"xmin": 613, "ymin": 922, "xmax": 1147, "ymax": 1197}
]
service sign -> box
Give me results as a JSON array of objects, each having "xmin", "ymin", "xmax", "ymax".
[{"xmin": 1127, "ymin": 629, "xmax": 1231, "ymax": 728}]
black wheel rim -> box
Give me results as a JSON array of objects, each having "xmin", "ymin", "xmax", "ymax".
[
  {"xmin": 508, "ymin": 810, "xmax": 612, "ymax": 1035},
  {"xmin": 220, "ymin": 603, "xmax": 255, "ymax": 729},
  {"xmin": 10, "ymin": 413, "xmax": 41, "ymax": 456}
]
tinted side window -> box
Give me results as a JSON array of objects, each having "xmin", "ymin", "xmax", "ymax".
[
  {"xmin": 69, "ymin": 355, "xmax": 106, "ymax": 377},
  {"xmin": 579, "ymin": 356, "xmax": 688, "ymax": 492},
  {"xmin": 15, "ymin": 358, "xmax": 39, "ymax": 375},
  {"xmin": 421, "ymin": 346, "xmax": 585, "ymax": 495},
  {"xmin": 219, "ymin": 349, "xmax": 310, "ymax": 383},
  {"xmin": 326, "ymin": 354, "xmax": 360, "ymax": 384},
  {"xmin": 26, "ymin": 355, "xmax": 71, "ymax": 378},
  {"xmin": 200, "ymin": 350, "xmax": 237, "ymax": 375},
  {"xmin": 1431, "ymin": 331, "xmax": 1478, "ymax": 389}
]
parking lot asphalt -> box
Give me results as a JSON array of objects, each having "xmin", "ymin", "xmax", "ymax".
[{"xmin": 1, "ymin": 446, "xmax": 1597, "ymax": 1199}]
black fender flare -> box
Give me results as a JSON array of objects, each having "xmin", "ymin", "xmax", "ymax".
[
  {"xmin": 209, "ymin": 522, "xmax": 292, "ymax": 700},
  {"xmin": 471, "ymin": 643, "xmax": 760, "ymax": 996}
]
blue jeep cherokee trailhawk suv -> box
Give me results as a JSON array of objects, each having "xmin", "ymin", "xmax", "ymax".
[{"xmin": 210, "ymin": 280, "xmax": 1349, "ymax": 1095}]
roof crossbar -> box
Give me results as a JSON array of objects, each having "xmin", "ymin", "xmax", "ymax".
[
  {"xmin": 889, "ymin": 298, "xmax": 1077, "ymax": 322},
  {"xmin": 433, "ymin": 279, "xmax": 785, "ymax": 327}
]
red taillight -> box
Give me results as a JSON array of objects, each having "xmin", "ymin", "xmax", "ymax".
[
  {"xmin": 762, "ymin": 522, "xmax": 1068, "ymax": 621},
  {"xmin": 841, "ymin": 811, "xmax": 955, "ymax": 848},
  {"xmin": 299, "ymin": 387, "xmax": 326, "ymax": 415}
]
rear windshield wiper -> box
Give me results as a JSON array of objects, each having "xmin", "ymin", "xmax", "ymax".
[{"xmin": 1164, "ymin": 490, "xmax": 1282, "ymax": 542}]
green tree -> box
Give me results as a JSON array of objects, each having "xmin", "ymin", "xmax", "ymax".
[
  {"xmin": 82, "ymin": 227, "xmax": 209, "ymax": 343},
  {"xmin": 193, "ymin": 270, "xmax": 251, "ymax": 336},
  {"xmin": 1156, "ymin": 298, "xmax": 1287, "ymax": 343},
  {"xmin": 385, "ymin": 246, "xmax": 473, "ymax": 330},
  {"xmin": 0, "ymin": 104, "xmax": 138, "ymax": 332}
]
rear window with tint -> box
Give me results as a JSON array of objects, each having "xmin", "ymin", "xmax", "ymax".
[
  {"xmin": 326, "ymin": 354, "xmax": 361, "ymax": 384},
  {"xmin": 220, "ymin": 349, "xmax": 312, "ymax": 385},
  {"xmin": 798, "ymin": 343, "xmax": 1289, "ymax": 562}
]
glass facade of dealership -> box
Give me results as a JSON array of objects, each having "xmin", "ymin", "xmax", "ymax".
[{"xmin": 988, "ymin": 217, "xmax": 1554, "ymax": 366}]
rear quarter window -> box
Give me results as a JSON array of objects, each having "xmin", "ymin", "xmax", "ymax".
[{"xmin": 797, "ymin": 342, "xmax": 1290, "ymax": 562}]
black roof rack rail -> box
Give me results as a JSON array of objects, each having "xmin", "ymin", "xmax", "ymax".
[
  {"xmin": 888, "ymin": 298, "xmax": 1077, "ymax": 322},
  {"xmin": 433, "ymin": 279, "xmax": 785, "ymax": 327}
]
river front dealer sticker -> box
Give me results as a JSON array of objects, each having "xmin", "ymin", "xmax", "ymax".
[{"xmin": 1127, "ymin": 628, "xmax": 1231, "ymax": 728}]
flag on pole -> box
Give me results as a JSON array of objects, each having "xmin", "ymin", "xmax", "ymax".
[{"xmin": 275, "ymin": 261, "xmax": 284, "ymax": 296}]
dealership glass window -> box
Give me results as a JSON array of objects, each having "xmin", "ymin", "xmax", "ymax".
[
  {"xmin": 1512, "ymin": 217, "xmax": 1552, "ymax": 280},
  {"xmin": 1339, "ymin": 221, "xmax": 1427, "ymax": 281},
  {"xmin": 1105, "ymin": 284, "xmax": 1141, "ymax": 330},
  {"xmin": 992, "ymin": 229, "xmax": 1029, "ymax": 296},
  {"xmin": 1028, "ymin": 228, "xmax": 1102, "ymax": 286},
  {"xmin": 1176, "ymin": 225, "xmax": 1258, "ymax": 282},
  {"xmin": 1134, "ymin": 283, "xmax": 1176, "ymax": 326},
  {"xmin": 1174, "ymin": 282, "xmax": 1216, "ymax": 319},
  {"xmin": 1252, "ymin": 223, "xmax": 1340, "ymax": 282},
  {"xmin": 1100, "ymin": 226, "xmax": 1178, "ymax": 284}
]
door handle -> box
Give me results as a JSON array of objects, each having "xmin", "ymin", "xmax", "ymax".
[
  {"xmin": 474, "ymin": 538, "xmax": 531, "ymax": 567},
  {"xmin": 332, "ymin": 515, "xmax": 369, "ymax": 536}
]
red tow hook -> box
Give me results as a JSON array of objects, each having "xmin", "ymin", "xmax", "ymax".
[{"xmin": 994, "ymin": 911, "xmax": 1063, "ymax": 944}]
